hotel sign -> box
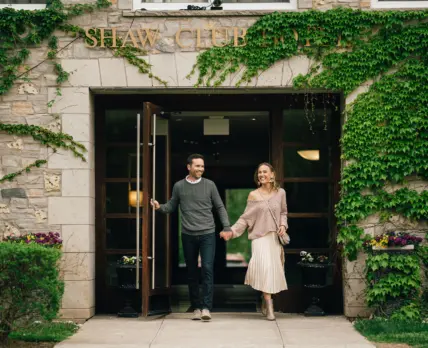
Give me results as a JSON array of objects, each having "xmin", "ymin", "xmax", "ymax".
[
  {"xmin": 84, "ymin": 27, "xmax": 342, "ymax": 49},
  {"xmin": 85, "ymin": 27, "xmax": 249, "ymax": 49}
]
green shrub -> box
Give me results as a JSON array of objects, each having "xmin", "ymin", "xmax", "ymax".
[{"xmin": 0, "ymin": 243, "xmax": 64, "ymax": 344}]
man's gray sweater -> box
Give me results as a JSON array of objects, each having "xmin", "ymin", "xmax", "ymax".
[{"xmin": 158, "ymin": 178, "xmax": 232, "ymax": 236}]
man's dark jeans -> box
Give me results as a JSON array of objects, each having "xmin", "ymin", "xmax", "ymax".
[{"xmin": 181, "ymin": 232, "xmax": 216, "ymax": 311}]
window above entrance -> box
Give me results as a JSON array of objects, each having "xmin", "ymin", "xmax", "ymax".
[
  {"xmin": 134, "ymin": 0, "xmax": 296, "ymax": 11},
  {"xmin": 0, "ymin": 0, "xmax": 46, "ymax": 9},
  {"xmin": 371, "ymin": 0, "xmax": 428, "ymax": 8}
]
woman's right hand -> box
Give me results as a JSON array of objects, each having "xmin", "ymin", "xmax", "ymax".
[{"xmin": 220, "ymin": 231, "xmax": 233, "ymax": 241}]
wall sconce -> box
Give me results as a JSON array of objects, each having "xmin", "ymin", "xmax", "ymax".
[
  {"xmin": 129, "ymin": 191, "xmax": 143, "ymax": 207},
  {"xmin": 297, "ymin": 150, "xmax": 320, "ymax": 161}
]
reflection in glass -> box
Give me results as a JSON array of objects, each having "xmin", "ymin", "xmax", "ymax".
[
  {"xmin": 105, "ymin": 109, "xmax": 141, "ymax": 143},
  {"xmin": 154, "ymin": 135, "xmax": 168, "ymax": 288},
  {"xmin": 106, "ymin": 219, "xmax": 142, "ymax": 249},
  {"xmin": 287, "ymin": 219, "xmax": 330, "ymax": 248},
  {"xmin": 283, "ymin": 109, "xmax": 331, "ymax": 143},
  {"xmin": 226, "ymin": 189, "xmax": 253, "ymax": 265},
  {"xmin": 106, "ymin": 255, "xmax": 123, "ymax": 287},
  {"xmin": 284, "ymin": 254, "xmax": 301, "ymax": 286},
  {"xmin": 284, "ymin": 147, "xmax": 330, "ymax": 177},
  {"xmin": 285, "ymin": 183, "xmax": 330, "ymax": 213},
  {"xmin": 106, "ymin": 147, "xmax": 142, "ymax": 178},
  {"xmin": 106, "ymin": 183, "xmax": 143, "ymax": 214}
]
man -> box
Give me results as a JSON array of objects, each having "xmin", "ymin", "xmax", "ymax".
[{"xmin": 151, "ymin": 154, "xmax": 231, "ymax": 321}]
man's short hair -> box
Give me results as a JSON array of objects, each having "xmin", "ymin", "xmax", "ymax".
[{"xmin": 187, "ymin": 154, "xmax": 204, "ymax": 165}]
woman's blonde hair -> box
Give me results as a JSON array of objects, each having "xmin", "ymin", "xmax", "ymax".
[{"xmin": 254, "ymin": 162, "xmax": 280, "ymax": 191}]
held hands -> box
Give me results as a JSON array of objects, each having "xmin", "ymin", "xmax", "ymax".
[
  {"xmin": 150, "ymin": 199, "xmax": 160, "ymax": 210},
  {"xmin": 219, "ymin": 231, "xmax": 233, "ymax": 241},
  {"xmin": 278, "ymin": 225, "xmax": 287, "ymax": 237}
]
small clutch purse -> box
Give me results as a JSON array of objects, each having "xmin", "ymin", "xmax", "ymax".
[{"xmin": 278, "ymin": 231, "xmax": 290, "ymax": 246}]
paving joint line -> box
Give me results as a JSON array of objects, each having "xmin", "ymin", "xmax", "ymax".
[
  {"xmin": 149, "ymin": 316, "xmax": 165, "ymax": 347},
  {"xmin": 275, "ymin": 319, "xmax": 286, "ymax": 348}
]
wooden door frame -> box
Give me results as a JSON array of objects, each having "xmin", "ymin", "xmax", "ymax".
[
  {"xmin": 142, "ymin": 103, "xmax": 173, "ymax": 316},
  {"xmin": 270, "ymin": 100, "xmax": 343, "ymax": 313},
  {"xmin": 94, "ymin": 92, "xmax": 343, "ymax": 314},
  {"xmin": 141, "ymin": 103, "xmax": 152, "ymax": 317}
]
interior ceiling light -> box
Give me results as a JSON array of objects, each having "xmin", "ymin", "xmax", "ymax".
[{"xmin": 297, "ymin": 150, "xmax": 320, "ymax": 161}]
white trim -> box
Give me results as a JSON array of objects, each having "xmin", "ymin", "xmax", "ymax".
[
  {"xmin": 371, "ymin": 0, "xmax": 428, "ymax": 8},
  {"xmin": 185, "ymin": 175, "xmax": 202, "ymax": 184},
  {"xmin": 0, "ymin": 3, "xmax": 46, "ymax": 9},
  {"xmin": 372, "ymin": 245, "xmax": 415, "ymax": 250},
  {"xmin": 134, "ymin": 0, "xmax": 296, "ymax": 11}
]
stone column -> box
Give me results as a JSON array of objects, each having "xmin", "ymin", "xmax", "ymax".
[{"xmin": 47, "ymin": 86, "xmax": 96, "ymax": 320}]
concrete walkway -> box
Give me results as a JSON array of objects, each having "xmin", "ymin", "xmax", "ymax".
[{"xmin": 56, "ymin": 313, "xmax": 375, "ymax": 348}]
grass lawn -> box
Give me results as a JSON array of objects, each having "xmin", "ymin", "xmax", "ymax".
[
  {"xmin": 6, "ymin": 322, "xmax": 79, "ymax": 347},
  {"xmin": 354, "ymin": 319, "xmax": 428, "ymax": 348}
]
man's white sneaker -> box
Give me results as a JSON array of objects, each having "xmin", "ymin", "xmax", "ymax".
[
  {"xmin": 192, "ymin": 309, "xmax": 202, "ymax": 320},
  {"xmin": 201, "ymin": 309, "xmax": 212, "ymax": 321}
]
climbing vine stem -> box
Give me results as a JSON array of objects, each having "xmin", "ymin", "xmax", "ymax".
[
  {"xmin": 0, "ymin": 0, "xmax": 165, "ymax": 183},
  {"xmin": 189, "ymin": 8, "xmax": 428, "ymax": 263}
]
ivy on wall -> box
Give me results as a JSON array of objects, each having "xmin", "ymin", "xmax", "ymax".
[
  {"xmin": 0, "ymin": 0, "xmax": 163, "ymax": 182},
  {"xmin": 0, "ymin": 0, "xmax": 109, "ymax": 182},
  {"xmin": 366, "ymin": 251, "xmax": 422, "ymax": 320},
  {"xmin": 0, "ymin": 3, "xmax": 427, "ymax": 315},
  {"xmin": 189, "ymin": 8, "xmax": 428, "ymax": 261}
]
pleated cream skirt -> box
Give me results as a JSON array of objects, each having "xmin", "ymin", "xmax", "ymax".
[{"xmin": 244, "ymin": 231, "xmax": 288, "ymax": 294}]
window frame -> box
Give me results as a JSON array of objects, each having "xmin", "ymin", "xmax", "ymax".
[
  {"xmin": 134, "ymin": 0, "xmax": 297, "ymax": 11},
  {"xmin": 371, "ymin": 0, "xmax": 428, "ymax": 8},
  {"xmin": 0, "ymin": 3, "xmax": 46, "ymax": 9}
]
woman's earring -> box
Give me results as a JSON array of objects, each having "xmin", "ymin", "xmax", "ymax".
[{"xmin": 258, "ymin": 181, "xmax": 261, "ymax": 186}]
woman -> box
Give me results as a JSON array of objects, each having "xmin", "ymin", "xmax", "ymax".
[{"xmin": 220, "ymin": 163, "xmax": 288, "ymax": 321}]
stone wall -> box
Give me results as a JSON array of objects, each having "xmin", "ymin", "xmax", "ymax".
[
  {"xmin": 0, "ymin": 0, "xmax": 424, "ymax": 320},
  {"xmin": 343, "ymin": 178, "xmax": 428, "ymax": 317}
]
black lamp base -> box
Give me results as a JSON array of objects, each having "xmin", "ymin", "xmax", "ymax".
[
  {"xmin": 304, "ymin": 297, "xmax": 326, "ymax": 317},
  {"xmin": 118, "ymin": 300, "xmax": 139, "ymax": 318},
  {"xmin": 211, "ymin": 5, "xmax": 223, "ymax": 9}
]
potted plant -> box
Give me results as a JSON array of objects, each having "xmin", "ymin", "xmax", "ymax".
[
  {"xmin": 116, "ymin": 256, "xmax": 142, "ymax": 318},
  {"xmin": 298, "ymin": 251, "xmax": 333, "ymax": 287},
  {"xmin": 363, "ymin": 231, "xmax": 423, "ymax": 253},
  {"xmin": 297, "ymin": 251, "xmax": 334, "ymax": 316}
]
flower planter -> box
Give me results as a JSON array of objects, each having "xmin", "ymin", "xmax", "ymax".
[
  {"xmin": 298, "ymin": 262, "xmax": 334, "ymax": 316},
  {"xmin": 372, "ymin": 245, "xmax": 414, "ymax": 251},
  {"xmin": 117, "ymin": 264, "xmax": 143, "ymax": 289},
  {"xmin": 298, "ymin": 262, "xmax": 332, "ymax": 288},
  {"xmin": 116, "ymin": 264, "xmax": 143, "ymax": 318}
]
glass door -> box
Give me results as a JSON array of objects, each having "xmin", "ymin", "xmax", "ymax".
[
  {"xmin": 141, "ymin": 102, "xmax": 171, "ymax": 316},
  {"xmin": 95, "ymin": 102, "xmax": 171, "ymax": 316}
]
